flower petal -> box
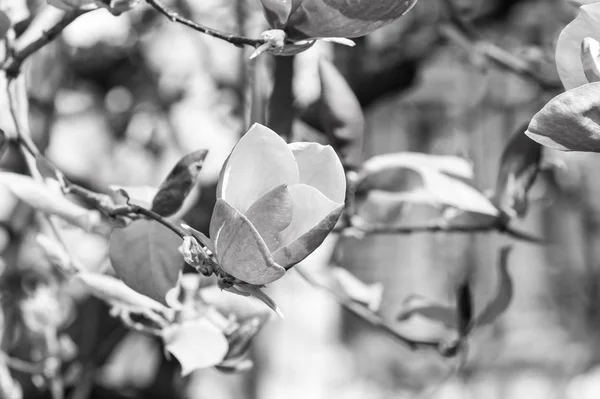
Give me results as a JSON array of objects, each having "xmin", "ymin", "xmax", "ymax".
[
  {"xmin": 210, "ymin": 199, "xmax": 285, "ymax": 285},
  {"xmin": 217, "ymin": 123, "xmax": 299, "ymax": 213},
  {"xmin": 245, "ymin": 184, "xmax": 293, "ymax": 252},
  {"xmin": 288, "ymin": 142, "xmax": 346, "ymax": 203},
  {"xmin": 273, "ymin": 184, "xmax": 343, "ymax": 267},
  {"xmin": 556, "ymin": 3, "xmax": 600, "ymax": 90},
  {"xmin": 284, "ymin": 0, "xmax": 418, "ymax": 39}
]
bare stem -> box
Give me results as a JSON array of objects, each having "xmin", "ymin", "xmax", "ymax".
[
  {"xmin": 2, "ymin": 10, "xmax": 90, "ymax": 78},
  {"xmin": 146, "ymin": 0, "xmax": 264, "ymax": 48}
]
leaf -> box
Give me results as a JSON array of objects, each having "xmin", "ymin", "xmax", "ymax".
[
  {"xmin": 151, "ymin": 150, "xmax": 208, "ymax": 217},
  {"xmin": 74, "ymin": 272, "xmax": 168, "ymax": 313},
  {"xmin": 222, "ymin": 315, "xmax": 269, "ymax": 363},
  {"xmin": 526, "ymin": 82, "xmax": 600, "ymax": 152},
  {"xmin": 0, "ymin": 11, "xmax": 8, "ymax": 43},
  {"xmin": 318, "ymin": 58, "xmax": 365, "ymax": 168},
  {"xmin": 162, "ymin": 319, "xmax": 229, "ymax": 376},
  {"xmin": 199, "ymin": 285, "xmax": 273, "ymax": 320},
  {"xmin": 471, "ymin": 246, "xmax": 513, "ymax": 328},
  {"xmin": 396, "ymin": 294, "xmax": 457, "ymax": 330},
  {"xmin": 109, "ymin": 185, "xmax": 157, "ymax": 208},
  {"xmin": 329, "ymin": 267, "xmax": 382, "ymax": 312},
  {"xmin": 109, "ymin": 219, "xmax": 184, "ymax": 305},
  {"xmin": 0, "ymin": 172, "xmax": 103, "ymax": 233},
  {"xmin": 493, "ymin": 123, "xmax": 542, "ymax": 218},
  {"xmin": 356, "ymin": 153, "xmax": 498, "ymax": 216}
]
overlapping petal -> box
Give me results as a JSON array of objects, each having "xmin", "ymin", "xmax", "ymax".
[
  {"xmin": 273, "ymin": 184, "xmax": 343, "ymax": 267},
  {"xmin": 217, "ymin": 123, "xmax": 299, "ymax": 213},
  {"xmin": 210, "ymin": 199, "xmax": 285, "ymax": 285},
  {"xmin": 245, "ymin": 184, "xmax": 293, "ymax": 251},
  {"xmin": 556, "ymin": 3, "xmax": 600, "ymax": 90},
  {"xmin": 289, "ymin": 142, "xmax": 346, "ymax": 203}
]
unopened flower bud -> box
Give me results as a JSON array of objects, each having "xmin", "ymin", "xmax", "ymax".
[{"xmin": 179, "ymin": 236, "xmax": 209, "ymax": 272}]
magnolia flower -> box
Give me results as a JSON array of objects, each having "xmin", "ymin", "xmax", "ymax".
[
  {"xmin": 257, "ymin": 0, "xmax": 419, "ymax": 40},
  {"xmin": 210, "ymin": 123, "xmax": 346, "ymax": 286}
]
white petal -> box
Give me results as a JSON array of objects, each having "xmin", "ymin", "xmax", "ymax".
[
  {"xmin": 218, "ymin": 124, "xmax": 298, "ymax": 213},
  {"xmin": 273, "ymin": 184, "xmax": 342, "ymax": 267},
  {"xmin": 556, "ymin": 4, "xmax": 600, "ymax": 90},
  {"xmin": 288, "ymin": 142, "xmax": 346, "ymax": 203}
]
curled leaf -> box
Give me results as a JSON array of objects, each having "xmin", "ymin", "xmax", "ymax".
[
  {"xmin": 356, "ymin": 153, "xmax": 498, "ymax": 217},
  {"xmin": 330, "ymin": 267, "xmax": 382, "ymax": 312},
  {"xmin": 396, "ymin": 294, "xmax": 457, "ymax": 330},
  {"xmin": 162, "ymin": 319, "xmax": 229, "ymax": 376},
  {"xmin": 151, "ymin": 150, "xmax": 208, "ymax": 217},
  {"xmin": 526, "ymin": 82, "xmax": 600, "ymax": 152},
  {"xmin": 493, "ymin": 123, "xmax": 542, "ymax": 218},
  {"xmin": 109, "ymin": 219, "xmax": 184, "ymax": 305},
  {"xmin": 472, "ymin": 246, "xmax": 513, "ymax": 328}
]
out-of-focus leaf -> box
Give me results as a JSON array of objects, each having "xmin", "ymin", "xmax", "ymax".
[
  {"xmin": 556, "ymin": 3, "xmax": 600, "ymax": 90},
  {"xmin": 216, "ymin": 358, "xmax": 254, "ymax": 374},
  {"xmin": 330, "ymin": 267, "xmax": 382, "ymax": 312},
  {"xmin": 151, "ymin": 150, "xmax": 208, "ymax": 217},
  {"xmin": 258, "ymin": 0, "xmax": 418, "ymax": 39},
  {"xmin": 0, "ymin": 172, "xmax": 104, "ymax": 233},
  {"xmin": 267, "ymin": 56, "xmax": 295, "ymax": 140},
  {"xmin": 162, "ymin": 319, "xmax": 229, "ymax": 376},
  {"xmin": 0, "ymin": 11, "xmax": 9, "ymax": 41},
  {"xmin": 222, "ymin": 282, "xmax": 283, "ymax": 318},
  {"xmin": 526, "ymin": 82, "xmax": 600, "ymax": 152},
  {"xmin": 74, "ymin": 272, "xmax": 169, "ymax": 314},
  {"xmin": 109, "ymin": 219, "xmax": 183, "ymax": 305},
  {"xmin": 456, "ymin": 282, "xmax": 473, "ymax": 338},
  {"xmin": 318, "ymin": 58, "xmax": 364, "ymax": 168},
  {"xmin": 493, "ymin": 124, "xmax": 542, "ymax": 218},
  {"xmin": 396, "ymin": 294, "xmax": 457, "ymax": 330},
  {"xmin": 581, "ymin": 37, "xmax": 600, "ymax": 83},
  {"xmin": 356, "ymin": 153, "xmax": 498, "ymax": 217},
  {"xmin": 472, "ymin": 246, "xmax": 513, "ymax": 328}
]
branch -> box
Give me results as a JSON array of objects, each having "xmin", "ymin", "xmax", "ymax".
[
  {"xmin": 2, "ymin": 9, "xmax": 90, "ymax": 78},
  {"xmin": 294, "ymin": 266, "xmax": 460, "ymax": 357},
  {"xmin": 146, "ymin": 0, "xmax": 264, "ymax": 48},
  {"xmin": 439, "ymin": 0, "xmax": 560, "ymax": 91},
  {"xmin": 337, "ymin": 219, "xmax": 544, "ymax": 244}
]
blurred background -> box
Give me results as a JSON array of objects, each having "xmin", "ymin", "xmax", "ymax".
[{"xmin": 2, "ymin": 0, "xmax": 600, "ymax": 397}]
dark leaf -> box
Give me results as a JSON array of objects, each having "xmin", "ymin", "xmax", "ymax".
[
  {"xmin": 318, "ymin": 58, "xmax": 364, "ymax": 168},
  {"xmin": 493, "ymin": 123, "xmax": 542, "ymax": 218},
  {"xmin": 223, "ymin": 315, "xmax": 269, "ymax": 362},
  {"xmin": 0, "ymin": 11, "xmax": 9, "ymax": 41},
  {"xmin": 526, "ymin": 82, "xmax": 600, "ymax": 152},
  {"xmin": 150, "ymin": 150, "xmax": 208, "ymax": 217},
  {"xmin": 472, "ymin": 246, "xmax": 513, "ymax": 328},
  {"xmin": 109, "ymin": 219, "xmax": 183, "ymax": 304}
]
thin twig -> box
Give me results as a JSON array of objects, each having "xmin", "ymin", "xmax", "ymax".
[
  {"xmin": 337, "ymin": 219, "xmax": 544, "ymax": 244},
  {"xmin": 2, "ymin": 10, "xmax": 90, "ymax": 78},
  {"xmin": 294, "ymin": 266, "xmax": 459, "ymax": 356},
  {"xmin": 146, "ymin": 0, "xmax": 264, "ymax": 48}
]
